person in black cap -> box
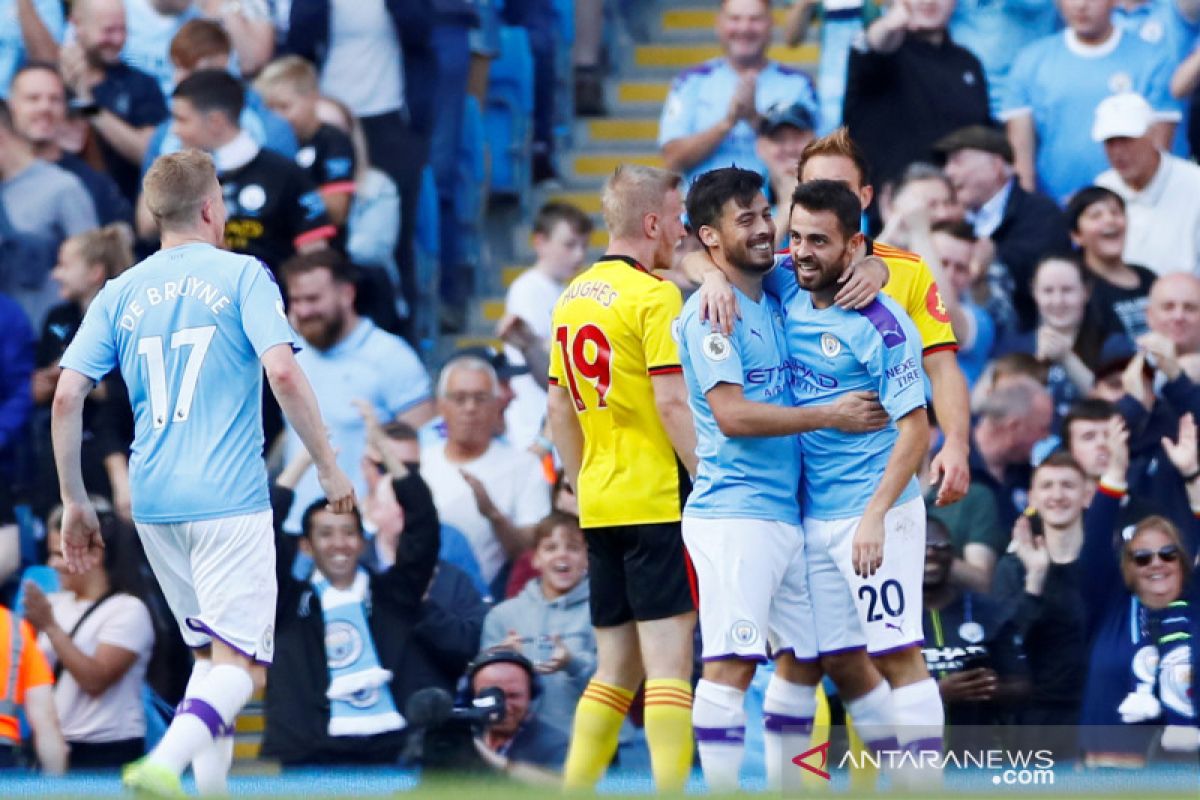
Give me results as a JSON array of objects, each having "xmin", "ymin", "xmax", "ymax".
[
  {"xmin": 935, "ymin": 124, "xmax": 1069, "ymax": 334},
  {"xmin": 755, "ymin": 100, "xmax": 816, "ymax": 242}
]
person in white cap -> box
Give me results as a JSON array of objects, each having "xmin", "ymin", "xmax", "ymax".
[{"xmin": 1095, "ymin": 92, "xmax": 1200, "ymax": 276}]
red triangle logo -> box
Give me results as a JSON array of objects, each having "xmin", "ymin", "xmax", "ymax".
[{"xmin": 792, "ymin": 741, "xmax": 831, "ymax": 781}]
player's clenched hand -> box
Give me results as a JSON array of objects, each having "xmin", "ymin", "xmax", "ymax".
[
  {"xmin": 938, "ymin": 668, "xmax": 998, "ymax": 702},
  {"xmin": 61, "ymin": 501, "xmax": 103, "ymax": 575},
  {"xmin": 828, "ymin": 391, "xmax": 889, "ymax": 432},
  {"xmin": 929, "ymin": 442, "xmax": 970, "ymax": 506},
  {"xmin": 835, "ymin": 255, "xmax": 888, "ymax": 310},
  {"xmin": 697, "ymin": 269, "xmax": 740, "ymax": 335},
  {"xmin": 851, "ymin": 514, "xmax": 885, "ymax": 577},
  {"xmin": 318, "ymin": 467, "xmax": 356, "ymax": 513}
]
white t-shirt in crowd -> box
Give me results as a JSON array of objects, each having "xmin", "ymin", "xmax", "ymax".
[
  {"xmin": 421, "ymin": 441, "xmax": 552, "ymax": 583},
  {"xmin": 39, "ymin": 592, "xmax": 155, "ymax": 743},
  {"xmin": 1097, "ymin": 152, "xmax": 1200, "ymax": 277},
  {"xmin": 320, "ymin": 0, "xmax": 404, "ymax": 118},
  {"xmin": 504, "ymin": 268, "xmax": 566, "ymax": 449}
]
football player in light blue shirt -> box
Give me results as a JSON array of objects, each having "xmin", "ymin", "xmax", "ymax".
[
  {"xmin": 1002, "ymin": 0, "xmax": 1182, "ymax": 203},
  {"xmin": 677, "ymin": 167, "xmax": 891, "ymax": 791},
  {"xmin": 53, "ymin": 149, "xmax": 354, "ymax": 796},
  {"xmin": 658, "ymin": 0, "xmax": 818, "ymax": 186},
  {"xmin": 786, "ymin": 178, "xmax": 942, "ymax": 767}
]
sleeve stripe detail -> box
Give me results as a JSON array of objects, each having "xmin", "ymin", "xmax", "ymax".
[
  {"xmin": 922, "ymin": 342, "xmax": 960, "ymax": 356},
  {"xmin": 1096, "ymin": 482, "xmax": 1126, "ymax": 499},
  {"xmin": 319, "ymin": 181, "xmax": 357, "ymax": 195},
  {"xmin": 873, "ymin": 242, "xmax": 922, "ymax": 262},
  {"xmin": 648, "ymin": 365, "xmax": 683, "ymax": 375},
  {"xmin": 294, "ymin": 225, "xmax": 338, "ymax": 247}
]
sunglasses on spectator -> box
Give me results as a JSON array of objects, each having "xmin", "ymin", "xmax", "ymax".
[{"xmin": 1130, "ymin": 545, "xmax": 1181, "ymax": 567}]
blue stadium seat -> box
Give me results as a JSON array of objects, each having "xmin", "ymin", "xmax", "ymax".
[
  {"xmin": 485, "ymin": 25, "xmax": 535, "ymax": 203},
  {"xmin": 456, "ymin": 95, "xmax": 487, "ymax": 270},
  {"xmin": 413, "ymin": 166, "xmax": 442, "ymax": 360},
  {"xmin": 552, "ymin": 0, "xmax": 576, "ymax": 149}
]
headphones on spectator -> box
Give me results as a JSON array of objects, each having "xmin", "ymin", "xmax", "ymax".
[{"xmin": 464, "ymin": 648, "xmax": 543, "ymax": 701}]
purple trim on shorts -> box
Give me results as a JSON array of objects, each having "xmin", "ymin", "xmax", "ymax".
[
  {"xmin": 768, "ymin": 647, "xmax": 819, "ymax": 664},
  {"xmin": 904, "ymin": 736, "xmax": 944, "ymax": 754},
  {"xmin": 695, "ymin": 726, "xmax": 747, "ymax": 744},
  {"xmin": 763, "ymin": 713, "xmax": 813, "ymax": 733},
  {"xmin": 701, "ymin": 652, "xmax": 768, "ymax": 664},
  {"xmin": 865, "ymin": 736, "xmax": 900, "ymax": 754},
  {"xmin": 176, "ymin": 698, "xmax": 225, "ymax": 739},
  {"xmin": 867, "ymin": 638, "xmax": 923, "ymax": 657},
  {"xmin": 817, "ymin": 644, "xmax": 868, "ymax": 657},
  {"xmin": 185, "ymin": 618, "xmax": 273, "ymax": 666}
]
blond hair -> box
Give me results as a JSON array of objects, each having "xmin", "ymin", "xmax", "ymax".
[
  {"xmin": 797, "ymin": 126, "xmax": 871, "ymax": 186},
  {"xmin": 255, "ymin": 55, "xmax": 319, "ymax": 97},
  {"xmin": 142, "ymin": 150, "xmax": 218, "ymax": 232},
  {"xmin": 67, "ymin": 223, "xmax": 135, "ymax": 279},
  {"xmin": 601, "ymin": 164, "xmax": 681, "ymax": 240}
]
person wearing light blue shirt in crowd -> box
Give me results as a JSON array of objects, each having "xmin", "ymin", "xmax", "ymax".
[
  {"xmin": 1002, "ymin": 0, "xmax": 1182, "ymax": 205},
  {"xmin": 949, "ymin": 0, "xmax": 1060, "ymax": 118},
  {"xmin": 0, "ymin": 0, "xmax": 64, "ymax": 98},
  {"xmin": 279, "ymin": 250, "xmax": 435, "ymax": 534},
  {"xmin": 677, "ymin": 167, "xmax": 893, "ymax": 792},
  {"xmin": 659, "ymin": 0, "xmax": 818, "ymax": 186},
  {"xmin": 141, "ymin": 17, "xmax": 295, "ymax": 177}
]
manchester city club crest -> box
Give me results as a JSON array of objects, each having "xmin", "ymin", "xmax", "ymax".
[
  {"xmin": 958, "ymin": 622, "xmax": 985, "ymax": 644},
  {"xmin": 703, "ymin": 331, "xmax": 731, "ymax": 362},
  {"xmin": 325, "ymin": 621, "xmax": 365, "ymax": 669},
  {"xmin": 731, "ymin": 620, "xmax": 759, "ymax": 646},
  {"xmin": 820, "ymin": 333, "xmax": 842, "ymax": 358}
]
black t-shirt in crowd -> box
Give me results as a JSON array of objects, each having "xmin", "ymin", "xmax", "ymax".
[
  {"xmin": 1088, "ymin": 263, "xmax": 1157, "ymax": 341},
  {"xmin": 220, "ymin": 148, "xmax": 335, "ymax": 275},
  {"xmin": 92, "ymin": 62, "xmax": 169, "ymax": 202},
  {"xmin": 296, "ymin": 124, "xmax": 357, "ymax": 193}
]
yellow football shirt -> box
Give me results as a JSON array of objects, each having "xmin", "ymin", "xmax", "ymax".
[
  {"xmin": 873, "ymin": 239, "xmax": 959, "ymax": 355},
  {"xmin": 549, "ymin": 256, "xmax": 684, "ymax": 529}
]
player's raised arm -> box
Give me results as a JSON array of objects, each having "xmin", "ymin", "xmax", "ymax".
[{"xmin": 261, "ymin": 344, "xmax": 354, "ymax": 513}]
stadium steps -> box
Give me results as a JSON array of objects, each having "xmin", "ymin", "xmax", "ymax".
[
  {"xmin": 232, "ymin": 693, "xmax": 265, "ymax": 766},
  {"xmin": 459, "ymin": 0, "xmax": 820, "ymax": 351}
]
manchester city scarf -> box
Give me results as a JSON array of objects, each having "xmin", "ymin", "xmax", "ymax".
[{"xmin": 313, "ymin": 569, "xmax": 405, "ymax": 737}]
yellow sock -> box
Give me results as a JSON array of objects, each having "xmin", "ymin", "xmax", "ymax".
[
  {"xmin": 643, "ymin": 678, "xmax": 694, "ymax": 792},
  {"xmin": 563, "ymin": 680, "xmax": 634, "ymax": 789}
]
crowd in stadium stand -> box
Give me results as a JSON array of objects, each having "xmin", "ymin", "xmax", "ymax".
[{"xmin": 0, "ymin": 0, "xmax": 1197, "ymax": 781}]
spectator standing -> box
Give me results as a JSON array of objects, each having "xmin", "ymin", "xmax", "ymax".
[
  {"xmin": 991, "ymin": 454, "xmax": 1093, "ymax": 738},
  {"xmin": 0, "ymin": 0, "xmax": 64, "ymax": 98},
  {"xmin": 843, "ymin": 0, "xmax": 991, "ymax": 193},
  {"xmin": 1002, "ymin": 0, "xmax": 1180, "ymax": 204},
  {"xmin": 1065, "ymin": 185, "xmax": 1157, "ymax": 340},
  {"xmin": 0, "ymin": 99, "xmax": 99, "ymax": 328},
  {"xmin": 23, "ymin": 509, "xmax": 155, "ymax": 770},
  {"xmin": 144, "ymin": 69, "xmax": 334, "ymax": 273},
  {"xmin": 0, "ymin": 603, "xmax": 66, "ymax": 773},
  {"xmin": 934, "ymin": 125, "xmax": 1070, "ymax": 333},
  {"xmin": 60, "ymin": 0, "xmax": 170, "ymax": 203},
  {"xmin": 8, "ymin": 64, "xmax": 131, "ymax": 225},
  {"xmin": 659, "ymin": 0, "xmax": 818, "ymax": 185},
  {"xmin": 422, "ymin": 356, "xmax": 551, "ymax": 589},
  {"xmin": 503, "ymin": 202, "xmax": 592, "ymax": 451},
  {"xmin": 1061, "ymin": 399, "xmax": 1157, "ymax": 528},
  {"xmin": 31, "ymin": 227, "xmax": 134, "ymax": 520},
  {"xmin": 280, "ymin": 250, "xmax": 434, "ymax": 534},
  {"xmin": 783, "ymin": 0, "xmax": 879, "ymax": 135},
  {"xmin": 255, "ymin": 56, "xmax": 356, "ymax": 230},
  {"xmin": 287, "ymin": 0, "xmax": 438, "ymax": 342},
  {"xmin": 140, "ymin": 19, "xmax": 297, "ymax": 175},
  {"xmin": 1094, "ymin": 93, "xmax": 1200, "ymax": 276}
]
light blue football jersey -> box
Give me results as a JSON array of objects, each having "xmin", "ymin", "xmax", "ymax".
[
  {"xmin": 679, "ymin": 286, "xmax": 802, "ymax": 525},
  {"xmin": 777, "ymin": 284, "xmax": 927, "ymax": 521},
  {"xmin": 59, "ymin": 243, "xmax": 296, "ymax": 523}
]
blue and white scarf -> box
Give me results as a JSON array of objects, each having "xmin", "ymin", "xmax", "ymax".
[{"xmin": 314, "ymin": 569, "xmax": 405, "ymax": 737}]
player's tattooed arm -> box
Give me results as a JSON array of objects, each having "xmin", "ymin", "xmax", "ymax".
[{"xmin": 853, "ymin": 407, "xmax": 929, "ymax": 577}]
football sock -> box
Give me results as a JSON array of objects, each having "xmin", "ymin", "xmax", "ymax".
[
  {"xmin": 643, "ymin": 678, "xmax": 695, "ymax": 792},
  {"xmin": 563, "ymin": 680, "xmax": 634, "ymax": 789},
  {"xmin": 891, "ymin": 678, "xmax": 944, "ymax": 788},
  {"xmin": 762, "ymin": 674, "xmax": 817, "ymax": 791},
  {"xmin": 177, "ymin": 659, "xmax": 234, "ymax": 795},
  {"xmin": 150, "ymin": 664, "xmax": 252, "ymax": 776},
  {"xmin": 844, "ymin": 680, "xmax": 897, "ymax": 754},
  {"xmin": 693, "ymin": 679, "xmax": 746, "ymax": 792}
]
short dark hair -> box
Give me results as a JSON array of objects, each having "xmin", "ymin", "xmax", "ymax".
[
  {"xmin": 685, "ymin": 166, "xmax": 764, "ymax": 233},
  {"xmin": 1061, "ymin": 399, "xmax": 1119, "ymax": 449},
  {"xmin": 173, "ymin": 69, "xmax": 244, "ymax": 124},
  {"xmin": 280, "ymin": 249, "xmax": 358, "ymax": 285},
  {"xmin": 300, "ymin": 497, "xmax": 363, "ymax": 539},
  {"xmin": 382, "ymin": 420, "xmax": 418, "ymax": 442},
  {"xmin": 532, "ymin": 201, "xmax": 593, "ymax": 238},
  {"xmin": 931, "ymin": 219, "xmax": 976, "ymax": 243},
  {"xmin": 790, "ymin": 179, "xmax": 861, "ymax": 239},
  {"xmin": 533, "ymin": 510, "xmax": 582, "ymax": 549},
  {"xmin": 1064, "ymin": 185, "xmax": 1125, "ymax": 233},
  {"xmin": 1033, "ymin": 450, "xmax": 1086, "ymax": 478},
  {"xmin": 12, "ymin": 61, "xmax": 63, "ymax": 89}
]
